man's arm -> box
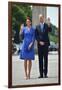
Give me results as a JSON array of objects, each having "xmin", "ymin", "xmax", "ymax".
[
  {"xmin": 35, "ymin": 26, "xmax": 45, "ymax": 46},
  {"xmin": 47, "ymin": 17, "xmax": 52, "ymax": 32},
  {"xmin": 35, "ymin": 26, "xmax": 40, "ymax": 41},
  {"xmin": 48, "ymin": 24, "xmax": 52, "ymax": 32}
]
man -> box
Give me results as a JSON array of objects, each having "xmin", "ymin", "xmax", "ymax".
[{"xmin": 35, "ymin": 14, "xmax": 52, "ymax": 78}]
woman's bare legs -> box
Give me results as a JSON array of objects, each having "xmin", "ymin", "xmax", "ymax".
[
  {"xmin": 24, "ymin": 60, "xmax": 27, "ymax": 79},
  {"xmin": 24, "ymin": 60, "xmax": 32, "ymax": 79},
  {"xmin": 27, "ymin": 60, "xmax": 32, "ymax": 79}
]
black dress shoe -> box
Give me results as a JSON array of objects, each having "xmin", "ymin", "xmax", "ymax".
[
  {"xmin": 38, "ymin": 76, "xmax": 43, "ymax": 78},
  {"xmin": 44, "ymin": 75, "xmax": 48, "ymax": 78}
]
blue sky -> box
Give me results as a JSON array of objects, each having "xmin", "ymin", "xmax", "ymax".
[{"xmin": 47, "ymin": 7, "xmax": 58, "ymax": 27}]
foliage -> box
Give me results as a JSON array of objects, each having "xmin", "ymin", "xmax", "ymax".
[{"xmin": 12, "ymin": 4, "xmax": 32, "ymax": 43}]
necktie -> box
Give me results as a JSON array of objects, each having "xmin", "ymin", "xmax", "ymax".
[{"xmin": 40, "ymin": 23, "xmax": 44, "ymax": 32}]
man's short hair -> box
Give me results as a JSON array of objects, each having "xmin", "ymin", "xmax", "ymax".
[{"xmin": 39, "ymin": 14, "xmax": 44, "ymax": 19}]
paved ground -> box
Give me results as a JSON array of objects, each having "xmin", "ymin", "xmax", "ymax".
[{"xmin": 12, "ymin": 51, "xmax": 59, "ymax": 86}]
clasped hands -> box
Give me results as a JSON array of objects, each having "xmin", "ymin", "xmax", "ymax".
[{"xmin": 39, "ymin": 41, "xmax": 45, "ymax": 46}]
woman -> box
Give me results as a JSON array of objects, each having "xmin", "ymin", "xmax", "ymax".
[{"xmin": 20, "ymin": 17, "xmax": 35, "ymax": 80}]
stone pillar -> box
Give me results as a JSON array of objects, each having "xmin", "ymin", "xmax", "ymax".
[{"xmin": 32, "ymin": 6, "xmax": 47, "ymax": 26}]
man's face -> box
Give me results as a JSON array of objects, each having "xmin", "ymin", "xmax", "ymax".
[{"xmin": 40, "ymin": 16, "xmax": 44, "ymax": 23}]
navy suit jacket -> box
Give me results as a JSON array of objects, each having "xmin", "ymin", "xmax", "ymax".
[{"xmin": 35, "ymin": 23, "xmax": 52, "ymax": 46}]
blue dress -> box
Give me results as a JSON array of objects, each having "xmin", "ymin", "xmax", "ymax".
[{"xmin": 20, "ymin": 26, "xmax": 35, "ymax": 60}]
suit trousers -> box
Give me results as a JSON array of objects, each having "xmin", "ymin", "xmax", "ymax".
[{"xmin": 38, "ymin": 44, "xmax": 48, "ymax": 77}]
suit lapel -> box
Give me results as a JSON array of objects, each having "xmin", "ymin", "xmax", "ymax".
[
  {"xmin": 43, "ymin": 23, "xmax": 46, "ymax": 32},
  {"xmin": 39, "ymin": 25, "xmax": 41, "ymax": 31},
  {"xmin": 39, "ymin": 24, "xmax": 45, "ymax": 33},
  {"xmin": 43, "ymin": 23, "xmax": 45, "ymax": 32}
]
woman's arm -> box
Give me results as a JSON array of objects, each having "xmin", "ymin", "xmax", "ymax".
[
  {"xmin": 19, "ymin": 24, "xmax": 24, "ymax": 34},
  {"xmin": 19, "ymin": 24, "xmax": 24, "ymax": 41},
  {"xmin": 28, "ymin": 28, "xmax": 35, "ymax": 50}
]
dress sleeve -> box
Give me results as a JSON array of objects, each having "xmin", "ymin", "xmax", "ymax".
[{"xmin": 32, "ymin": 28, "xmax": 35, "ymax": 43}]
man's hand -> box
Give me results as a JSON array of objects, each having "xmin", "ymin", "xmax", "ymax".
[
  {"xmin": 47, "ymin": 17, "xmax": 51, "ymax": 27},
  {"xmin": 39, "ymin": 41, "xmax": 44, "ymax": 46}
]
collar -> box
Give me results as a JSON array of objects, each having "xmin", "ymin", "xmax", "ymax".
[{"xmin": 40, "ymin": 22, "xmax": 44, "ymax": 25}]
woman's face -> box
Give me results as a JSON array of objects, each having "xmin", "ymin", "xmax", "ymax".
[{"xmin": 26, "ymin": 19, "xmax": 31, "ymax": 27}]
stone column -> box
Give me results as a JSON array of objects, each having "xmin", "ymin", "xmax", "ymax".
[{"xmin": 32, "ymin": 6, "xmax": 47, "ymax": 26}]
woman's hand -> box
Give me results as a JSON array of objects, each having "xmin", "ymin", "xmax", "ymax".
[
  {"xmin": 28, "ymin": 42, "xmax": 33, "ymax": 50},
  {"xmin": 20, "ymin": 24, "xmax": 24, "ymax": 34}
]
